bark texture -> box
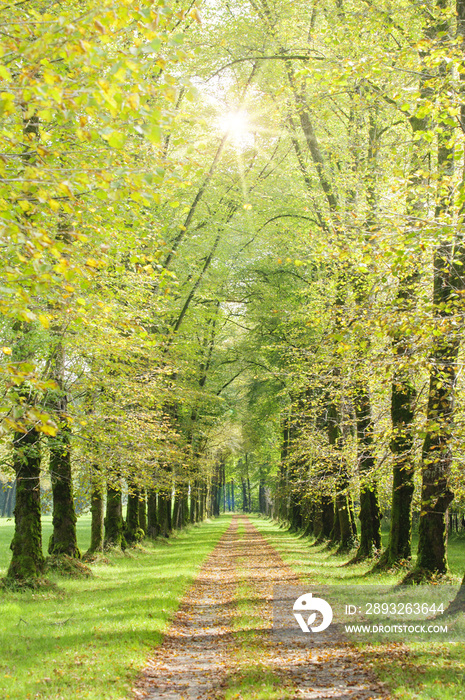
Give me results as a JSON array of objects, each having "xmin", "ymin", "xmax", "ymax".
[
  {"xmin": 88, "ymin": 482, "xmax": 104, "ymax": 554},
  {"xmin": 104, "ymin": 481, "xmax": 126, "ymax": 548},
  {"xmin": 146, "ymin": 489, "xmax": 159, "ymax": 538},
  {"xmin": 125, "ymin": 484, "xmax": 144, "ymax": 544},
  {"xmin": 8, "ymin": 428, "xmax": 45, "ymax": 580},
  {"xmin": 48, "ymin": 424, "xmax": 80, "ymax": 557},
  {"xmin": 354, "ymin": 386, "xmax": 381, "ymax": 558}
]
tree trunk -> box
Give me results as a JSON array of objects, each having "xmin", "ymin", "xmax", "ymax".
[
  {"xmin": 7, "ymin": 427, "xmax": 45, "ymax": 580},
  {"xmin": 146, "ymin": 489, "xmax": 159, "ymax": 538},
  {"xmin": 377, "ymin": 331, "xmax": 417, "ymax": 568},
  {"xmin": 241, "ymin": 477, "xmax": 248, "ymax": 513},
  {"xmin": 173, "ymin": 489, "xmax": 181, "ymax": 529},
  {"xmin": 199, "ymin": 482, "xmax": 206, "ymax": 521},
  {"xmin": 172, "ymin": 485, "xmax": 188, "ymax": 529},
  {"xmin": 289, "ymin": 465, "xmax": 303, "ymax": 531},
  {"xmin": 416, "ymin": 323, "xmax": 456, "ymax": 574},
  {"xmin": 48, "ymin": 424, "xmax": 80, "ymax": 558},
  {"xmin": 276, "ymin": 414, "xmax": 290, "ymax": 521},
  {"xmin": 336, "ymin": 491, "xmax": 357, "ymax": 552},
  {"xmin": 181, "ymin": 491, "xmax": 189, "ymax": 526},
  {"xmin": 329, "ymin": 498, "xmax": 341, "ymax": 544},
  {"xmin": 157, "ymin": 491, "xmax": 172, "ymax": 537},
  {"xmin": 125, "ymin": 483, "xmax": 143, "ymax": 544},
  {"xmin": 139, "ymin": 489, "xmax": 147, "ymax": 533},
  {"xmin": 259, "ymin": 478, "xmax": 266, "ymax": 514},
  {"xmin": 7, "ymin": 103, "xmax": 45, "ymax": 582},
  {"xmin": 104, "ymin": 481, "xmax": 125, "ymax": 548},
  {"xmin": 314, "ymin": 494, "xmax": 334, "ymax": 542},
  {"xmin": 88, "ymin": 475, "xmax": 104, "ymax": 554},
  {"xmin": 354, "ymin": 385, "xmax": 382, "ymax": 558},
  {"xmin": 326, "ymin": 401, "xmax": 355, "ymax": 550},
  {"xmin": 190, "ymin": 481, "xmax": 198, "ymax": 523}
]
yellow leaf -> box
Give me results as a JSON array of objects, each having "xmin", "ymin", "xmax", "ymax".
[
  {"xmin": 38, "ymin": 314, "xmax": 50, "ymax": 329},
  {"xmin": 48, "ymin": 199, "xmax": 60, "ymax": 211},
  {"xmin": 58, "ymin": 181, "xmax": 73, "ymax": 196},
  {"xmin": 2, "ymin": 347, "xmax": 12, "ymax": 355},
  {"xmin": 128, "ymin": 93, "xmax": 140, "ymax": 110},
  {"xmin": 79, "ymin": 39, "xmax": 92, "ymax": 53},
  {"xmin": 42, "ymin": 70, "xmax": 56, "ymax": 86},
  {"xmin": 114, "ymin": 67, "xmax": 126, "ymax": 82},
  {"xmin": 189, "ymin": 7, "xmax": 202, "ymax": 23},
  {"xmin": 0, "ymin": 65, "xmax": 12, "ymax": 81},
  {"xmin": 18, "ymin": 199, "xmax": 31, "ymax": 212},
  {"xmin": 40, "ymin": 423, "xmax": 58, "ymax": 436}
]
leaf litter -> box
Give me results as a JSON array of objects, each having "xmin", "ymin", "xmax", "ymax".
[{"xmin": 134, "ymin": 517, "xmax": 391, "ymax": 700}]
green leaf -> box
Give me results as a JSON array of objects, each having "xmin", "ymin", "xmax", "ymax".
[{"xmin": 107, "ymin": 131, "xmax": 126, "ymax": 149}]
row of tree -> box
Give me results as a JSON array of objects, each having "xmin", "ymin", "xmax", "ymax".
[{"xmin": 1, "ymin": 0, "xmax": 465, "ymax": 601}]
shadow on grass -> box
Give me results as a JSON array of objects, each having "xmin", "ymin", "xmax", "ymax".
[{"xmin": 0, "ymin": 515, "xmax": 232, "ymax": 700}]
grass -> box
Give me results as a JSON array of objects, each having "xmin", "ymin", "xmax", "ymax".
[
  {"xmin": 0, "ymin": 516, "xmax": 92, "ymax": 572},
  {"xmin": 252, "ymin": 515, "xmax": 465, "ymax": 700},
  {"xmin": 0, "ymin": 514, "xmax": 231, "ymax": 700}
]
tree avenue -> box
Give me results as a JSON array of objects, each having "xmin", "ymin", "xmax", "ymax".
[{"xmin": 1, "ymin": 0, "xmax": 465, "ymax": 604}]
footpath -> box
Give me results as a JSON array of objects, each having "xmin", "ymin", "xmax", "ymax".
[{"xmin": 134, "ymin": 515, "xmax": 389, "ymax": 700}]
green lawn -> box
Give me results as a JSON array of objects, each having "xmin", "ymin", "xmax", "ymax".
[
  {"xmin": 0, "ymin": 516, "xmax": 92, "ymax": 572},
  {"xmin": 0, "ymin": 514, "xmax": 231, "ymax": 700},
  {"xmin": 253, "ymin": 516, "xmax": 465, "ymax": 700}
]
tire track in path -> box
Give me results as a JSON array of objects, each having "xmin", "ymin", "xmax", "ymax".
[{"xmin": 134, "ymin": 516, "xmax": 390, "ymax": 700}]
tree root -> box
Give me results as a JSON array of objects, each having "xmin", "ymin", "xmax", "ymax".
[
  {"xmin": 400, "ymin": 567, "xmax": 454, "ymax": 586},
  {"xmin": 45, "ymin": 554, "xmax": 93, "ymax": 579}
]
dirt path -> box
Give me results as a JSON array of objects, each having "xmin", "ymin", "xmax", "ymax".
[{"xmin": 134, "ymin": 517, "xmax": 389, "ymax": 700}]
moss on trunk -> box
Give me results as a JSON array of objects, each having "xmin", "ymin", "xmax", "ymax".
[
  {"xmin": 48, "ymin": 425, "xmax": 80, "ymax": 558},
  {"xmin": 415, "ymin": 243, "xmax": 458, "ymax": 575},
  {"xmin": 146, "ymin": 489, "xmax": 159, "ymax": 538},
  {"xmin": 138, "ymin": 489, "xmax": 147, "ymax": 533},
  {"xmin": 358, "ymin": 486, "xmax": 381, "ymax": 556},
  {"xmin": 199, "ymin": 482, "xmax": 206, "ymax": 521},
  {"xmin": 289, "ymin": 484, "xmax": 303, "ymax": 531},
  {"xmin": 7, "ymin": 428, "xmax": 45, "ymax": 581},
  {"xmin": 173, "ymin": 488, "xmax": 184, "ymax": 529},
  {"xmin": 380, "ymin": 372, "xmax": 417, "ymax": 567},
  {"xmin": 314, "ymin": 495, "xmax": 334, "ymax": 542},
  {"xmin": 336, "ymin": 492, "xmax": 357, "ymax": 552},
  {"xmin": 329, "ymin": 499, "xmax": 341, "ymax": 544},
  {"xmin": 354, "ymin": 385, "xmax": 382, "ymax": 558},
  {"xmin": 89, "ymin": 486, "xmax": 104, "ymax": 554},
  {"xmin": 125, "ymin": 485, "xmax": 143, "ymax": 544},
  {"xmin": 190, "ymin": 481, "xmax": 198, "ymax": 523},
  {"xmin": 157, "ymin": 492, "xmax": 172, "ymax": 537},
  {"xmin": 104, "ymin": 481, "xmax": 125, "ymax": 549}
]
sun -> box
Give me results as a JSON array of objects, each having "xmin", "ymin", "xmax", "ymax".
[{"xmin": 218, "ymin": 110, "xmax": 251, "ymax": 144}]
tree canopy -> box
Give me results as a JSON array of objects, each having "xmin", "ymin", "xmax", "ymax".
[{"xmin": 1, "ymin": 0, "xmax": 465, "ymax": 587}]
